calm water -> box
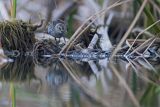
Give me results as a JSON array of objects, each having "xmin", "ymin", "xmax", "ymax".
[{"xmin": 0, "ymin": 55, "xmax": 160, "ymax": 107}]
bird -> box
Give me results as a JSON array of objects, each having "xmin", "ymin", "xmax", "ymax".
[{"xmin": 47, "ymin": 20, "xmax": 67, "ymax": 43}]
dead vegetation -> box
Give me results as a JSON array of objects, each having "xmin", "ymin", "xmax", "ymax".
[
  {"xmin": 0, "ymin": 0, "xmax": 160, "ymax": 107},
  {"xmin": 0, "ymin": 20, "xmax": 36, "ymax": 52}
]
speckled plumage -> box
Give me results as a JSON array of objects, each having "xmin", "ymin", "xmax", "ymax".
[{"xmin": 47, "ymin": 20, "xmax": 67, "ymax": 40}]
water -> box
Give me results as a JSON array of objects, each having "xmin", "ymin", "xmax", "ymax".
[{"xmin": 0, "ymin": 52, "xmax": 160, "ymax": 107}]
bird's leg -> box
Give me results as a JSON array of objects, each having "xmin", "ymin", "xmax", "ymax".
[
  {"xmin": 55, "ymin": 37, "xmax": 58, "ymax": 44},
  {"xmin": 63, "ymin": 37, "xmax": 66, "ymax": 44},
  {"xmin": 55, "ymin": 38, "xmax": 60, "ymax": 44},
  {"xmin": 58, "ymin": 38, "xmax": 61, "ymax": 43}
]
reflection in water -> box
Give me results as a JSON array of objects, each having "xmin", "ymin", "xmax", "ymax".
[
  {"xmin": 33, "ymin": 40, "xmax": 62, "ymax": 67},
  {"xmin": 0, "ymin": 56, "xmax": 35, "ymax": 81},
  {"xmin": 0, "ymin": 54, "xmax": 100, "ymax": 107},
  {"xmin": 46, "ymin": 62, "xmax": 68, "ymax": 87},
  {"xmin": 0, "ymin": 52, "xmax": 160, "ymax": 107}
]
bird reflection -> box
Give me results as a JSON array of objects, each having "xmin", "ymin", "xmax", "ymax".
[{"xmin": 46, "ymin": 61, "xmax": 68, "ymax": 87}]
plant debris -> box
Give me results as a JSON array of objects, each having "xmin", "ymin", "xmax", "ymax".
[{"xmin": 0, "ymin": 20, "xmax": 39, "ymax": 55}]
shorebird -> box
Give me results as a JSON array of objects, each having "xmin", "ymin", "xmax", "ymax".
[{"xmin": 47, "ymin": 20, "xmax": 67, "ymax": 43}]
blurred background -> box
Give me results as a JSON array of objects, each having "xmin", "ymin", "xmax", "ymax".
[{"xmin": 0, "ymin": 0, "xmax": 160, "ymax": 107}]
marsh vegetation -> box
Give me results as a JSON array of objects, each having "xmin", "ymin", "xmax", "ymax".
[{"xmin": 0, "ymin": 0, "xmax": 160, "ymax": 107}]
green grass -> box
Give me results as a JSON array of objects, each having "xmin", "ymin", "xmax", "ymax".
[
  {"xmin": 11, "ymin": 0, "xmax": 17, "ymax": 18},
  {"xmin": 10, "ymin": 1, "xmax": 17, "ymax": 107},
  {"xmin": 136, "ymin": 0, "xmax": 160, "ymax": 33},
  {"xmin": 10, "ymin": 83, "xmax": 16, "ymax": 107}
]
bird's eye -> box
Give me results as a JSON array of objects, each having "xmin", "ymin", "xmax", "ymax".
[{"xmin": 58, "ymin": 25, "xmax": 64, "ymax": 31}]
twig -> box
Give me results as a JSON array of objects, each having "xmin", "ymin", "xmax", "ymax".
[
  {"xmin": 109, "ymin": 62, "xmax": 140, "ymax": 107},
  {"xmin": 111, "ymin": 0, "xmax": 148, "ymax": 59},
  {"xmin": 132, "ymin": 27, "xmax": 155, "ymax": 37},
  {"xmin": 60, "ymin": 60, "xmax": 110, "ymax": 107},
  {"xmin": 65, "ymin": 1, "xmax": 124, "ymax": 52},
  {"xmin": 141, "ymin": 57, "xmax": 156, "ymax": 72},
  {"xmin": 59, "ymin": 0, "xmax": 131, "ymax": 54},
  {"xmin": 87, "ymin": 13, "xmax": 114, "ymax": 77},
  {"xmin": 88, "ymin": 61, "xmax": 100, "ymax": 77},
  {"xmin": 88, "ymin": 12, "xmax": 114, "ymax": 50},
  {"xmin": 125, "ymin": 20, "xmax": 160, "ymax": 55},
  {"xmin": 142, "ymin": 38, "xmax": 156, "ymax": 55},
  {"xmin": 125, "ymin": 57, "xmax": 159, "ymax": 86},
  {"xmin": 88, "ymin": 34, "xmax": 99, "ymax": 49},
  {"xmin": 128, "ymin": 37, "xmax": 155, "ymax": 56},
  {"xmin": 129, "ymin": 58, "xmax": 159, "ymax": 86},
  {"xmin": 125, "ymin": 57, "xmax": 138, "ymax": 74},
  {"xmin": 99, "ymin": 12, "xmax": 114, "ymax": 51}
]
